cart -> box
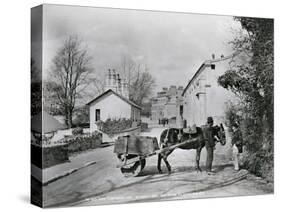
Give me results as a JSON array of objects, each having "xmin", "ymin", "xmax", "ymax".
[{"xmin": 114, "ymin": 134, "xmax": 198, "ymax": 177}]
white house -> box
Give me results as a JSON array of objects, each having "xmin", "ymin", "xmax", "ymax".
[
  {"xmin": 87, "ymin": 69, "xmax": 141, "ymax": 132},
  {"xmin": 181, "ymin": 53, "xmax": 239, "ymax": 126}
]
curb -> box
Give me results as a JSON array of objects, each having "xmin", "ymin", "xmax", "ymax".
[{"xmin": 43, "ymin": 161, "xmax": 96, "ymax": 186}]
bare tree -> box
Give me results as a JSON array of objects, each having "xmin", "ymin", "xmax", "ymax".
[
  {"xmin": 129, "ymin": 68, "xmax": 155, "ymax": 106},
  {"xmin": 120, "ymin": 55, "xmax": 136, "ymax": 87},
  {"xmin": 31, "ymin": 58, "xmax": 42, "ymax": 116},
  {"xmin": 120, "ymin": 56, "xmax": 155, "ymax": 106},
  {"xmin": 47, "ymin": 36, "xmax": 93, "ymax": 128}
]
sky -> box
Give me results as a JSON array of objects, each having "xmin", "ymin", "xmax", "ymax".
[{"xmin": 32, "ymin": 4, "xmax": 242, "ymax": 97}]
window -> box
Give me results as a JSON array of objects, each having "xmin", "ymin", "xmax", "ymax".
[
  {"xmin": 95, "ymin": 109, "xmax": 100, "ymax": 121},
  {"xmin": 180, "ymin": 105, "xmax": 183, "ymax": 116}
]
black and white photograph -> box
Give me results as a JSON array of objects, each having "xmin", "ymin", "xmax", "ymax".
[{"xmin": 30, "ymin": 4, "xmax": 274, "ymax": 208}]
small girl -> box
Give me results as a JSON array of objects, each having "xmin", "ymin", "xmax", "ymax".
[{"xmin": 231, "ymin": 123, "xmax": 243, "ymax": 171}]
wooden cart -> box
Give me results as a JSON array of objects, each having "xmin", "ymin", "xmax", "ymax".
[{"xmin": 114, "ymin": 135, "xmax": 198, "ymax": 177}]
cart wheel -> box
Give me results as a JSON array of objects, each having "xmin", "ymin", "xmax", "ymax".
[{"xmin": 120, "ymin": 159, "xmax": 146, "ymax": 177}]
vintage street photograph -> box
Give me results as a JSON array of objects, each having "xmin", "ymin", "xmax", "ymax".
[{"xmin": 31, "ymin": 4, "xmax": 274, "ymax": 207}]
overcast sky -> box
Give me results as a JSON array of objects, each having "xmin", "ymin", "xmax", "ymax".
[{"xmin": 32, "ymin": 4, "xmax": 241, "ymax": 95}]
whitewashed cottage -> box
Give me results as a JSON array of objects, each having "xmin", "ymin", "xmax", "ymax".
[{"xmin": 87, "ymin": 69, "xmax": 141, "ymax": 132}]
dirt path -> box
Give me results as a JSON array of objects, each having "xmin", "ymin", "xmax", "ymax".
[{"xmin": 43, "ymin": 127, "xmax": 273, "ymax": 207}]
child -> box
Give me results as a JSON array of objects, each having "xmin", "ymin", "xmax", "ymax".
[{"xmin": 231, "ymin": 123, "xmax": 243, "ymax": 171}]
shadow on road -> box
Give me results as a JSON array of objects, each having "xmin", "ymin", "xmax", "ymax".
[{"xmin": 138, "ymin": 163, "xmax": 233, "ymax": 177}]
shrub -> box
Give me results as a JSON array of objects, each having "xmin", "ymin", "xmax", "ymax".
[
  {"xmin": 64, "ymin": 131, "xmax": 102, "ymax": 155},
  {"xmin": 224, "ymin": 102, "xmax": 273, "ymax": 182},
  {"xmin": 72, "ymin": 127, "xmax": 83, "ymax": 135},
  {"xmin": 98, "ymin": 118, "xmax": 133, "ymax": 135}
]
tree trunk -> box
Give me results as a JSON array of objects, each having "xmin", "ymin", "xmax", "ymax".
[
  {"xmin": 64, "ymin": 107, "xmax": 73, "ymax": 129},
  {"xmin": 68, "ymin": 111, "xmax": 73, "ymax": 128}
]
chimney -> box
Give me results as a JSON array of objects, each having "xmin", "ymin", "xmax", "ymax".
[
  {"xmin": 117, "ymin": 74, "xmax": 122, "ymax": 94},
  {"xmin": 112, "ymin": 69, "xmax": 117, "ymax": 91},
  {"xmin": 121, "ymin": 81, "xmax": 124, "ymax": 97},
  {"xmin": 104, "ymin": 69, "xmax": 111, "ymax": 91},
  {"xmin": 123, "ymin": 82, "xmax": 129, "ymax": 98},
  {"xmin": 107, "ymin": 69, "xmax": 111, "ymax": 88}
]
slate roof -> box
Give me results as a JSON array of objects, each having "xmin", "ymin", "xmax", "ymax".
[{"xmin": 86, "ymin": 89, "xmax": 141, "ymax": 110}]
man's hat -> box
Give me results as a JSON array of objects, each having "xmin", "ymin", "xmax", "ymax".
[{"xmin": 207, "ymin": 117, "xmax": 214, "ymax": 124}]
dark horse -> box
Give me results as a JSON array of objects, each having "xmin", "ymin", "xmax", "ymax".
[{"xmin": 157, "ymin": 124, "xmax": 226, "ymax": 174}]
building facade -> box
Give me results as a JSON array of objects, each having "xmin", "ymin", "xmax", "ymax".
[
  {"xmin": 182, "ymin": 54, "xmax": 238, "ymax": 126},
  {"xmin": 87, "ymin": 69, "xmax": 141, "ymax": 131},
  {"xmin": 151, "ymin": 86, "xmax": 183, "ymax": 123}
]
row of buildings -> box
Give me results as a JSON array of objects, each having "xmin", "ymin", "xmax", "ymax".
[
  {"xmin": 151, "ymin": 86, "xmax": 183, "ymax": 123},
  {"xmin": 87, "ymin": 53, "xmax": 238, "ymax": 132},
  {"xmin": 181, "ymin": 55, "xmax": 237, "ymax": 126},
  {"xmin": 151, "ymin": 54, "xmax": 237, "ymax": 127}
]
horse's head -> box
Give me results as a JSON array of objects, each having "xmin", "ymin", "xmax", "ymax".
[{"xmin": 214, "ymin": 123, "xmax": 226, "ymax": 146}]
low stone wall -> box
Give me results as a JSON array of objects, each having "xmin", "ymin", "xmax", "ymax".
[
  {"xmin": 66, "ymin": 132, "xmax": 102, "ymax": 155},
  {"xmin": 31, "ymin": 144, "xmax": 69, "ymax": 169},
  {"xmin": 31, "ymin": 131, "xmax": 102, "ymax": 169}
]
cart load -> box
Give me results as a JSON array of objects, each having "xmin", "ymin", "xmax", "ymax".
[
  {"xmin": 114, "ymin": 133, "xmax": 200, "ymax": 177},
  {"xmin": 114, "ymin": 135, "xmax": 159, "ymax": 177},
  {"xmin": 114, "ymin": 135, "xmax": 159, "ymax": 155}
]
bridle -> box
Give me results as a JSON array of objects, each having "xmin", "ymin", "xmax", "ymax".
[{"xmin": 216, "ymin": 124, "xmax": 226, "ymax": 146}]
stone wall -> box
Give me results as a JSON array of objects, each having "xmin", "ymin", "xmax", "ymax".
[
  {"xmin": 31, "ymin": 144, "xmax": 69, "ymax": 169},
  {"xmin": 31, "ymin": 132, "xmax": 103, "ymax": 169},
  {"xmin": 67, "ymin": 132, "xmax": 102, "ymax": 155}
]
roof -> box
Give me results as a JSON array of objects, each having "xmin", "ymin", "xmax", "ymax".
[
  {"xmin": 31, "ymin": 111, "xmax": 66, "ymax": 133},
  {"xmin": 86, "ymin": 89, "xmax": 141, "ymax": 110},
  {"xmin": 182, "ymin": 52, "xmax": 240, "ymax": 96}
]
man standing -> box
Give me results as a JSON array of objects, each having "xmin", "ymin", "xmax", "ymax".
[{"xmin": 204, "ymin": 116, "xmax": 219, "ymax": 175}]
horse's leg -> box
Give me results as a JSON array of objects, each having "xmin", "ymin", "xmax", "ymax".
[
  {"xmin": 163, "ymin": 156, "xmax": 171, "ymax": 174},
  {"xmin": 162, "ymin": 151, "xmax": 173, "ymax": 174},
  {"xmin": 195, "ymin": 146, "xmax": 203, "ymax": 172},
  {"xmin": 157, "ymin": 154, "xmax": 163, "ymax": 174}
]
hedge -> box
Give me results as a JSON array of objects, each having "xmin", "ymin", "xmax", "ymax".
[
  {"xmin": 96, "ymin": 118, "xmax": 132, "ymax": 135},
  {"xmin": 31, "ymin": 131, "xmax": 103, "ymax": 169},
  {"xmin": 31, "ymin": 144, "xmax": 69, "ymax": 169},
  {"xmin": 64, "ymin": 131, "xmax": 102, "ymax": 155}
]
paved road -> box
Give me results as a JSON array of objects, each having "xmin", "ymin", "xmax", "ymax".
[{"xmin": 43, "ymin": 127, "xmax": 273, "ymax": 207}]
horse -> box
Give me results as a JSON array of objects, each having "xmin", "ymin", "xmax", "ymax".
[{"xmin": 157, "ymin": 124, "xmax": 226, "ymax": 174}]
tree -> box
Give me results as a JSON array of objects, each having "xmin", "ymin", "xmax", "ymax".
[
  {"xmin": 47, "ymin": 36, "xmax": 94, "ymax": 128},
  {"xmin": 120, "ymin": 56, "xmax": 155, "ymax": 106},
  {"xmin": 31, "ymin": 58, "xmax": 42, "ymax": 116},
  {"xmin": 72, "ymin": 106, "xmax": 89, "ymax": 127},
  {"xmin": 218, "ymin": 17, "xmax": 273, "ymax": 180},
  {"xmin": 129, "ymin": 70, "xmax": 155, "ymax": 106},
  {"xmin": 218, "ymin": 17, "xmax": 273, "ymax": 131},
  {"xmin": 43, "ymin": 81, "xmax": 62, "ymax": 115}
]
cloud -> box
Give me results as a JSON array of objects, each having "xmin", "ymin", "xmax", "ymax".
[{"xmin": 41, "ymin": 4, "xmax": 241, "ymax": 92}]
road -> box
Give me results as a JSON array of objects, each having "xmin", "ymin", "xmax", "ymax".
[{"xmin": 43, "ymin": 127, "xmax": 273, "ymax": 207}]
